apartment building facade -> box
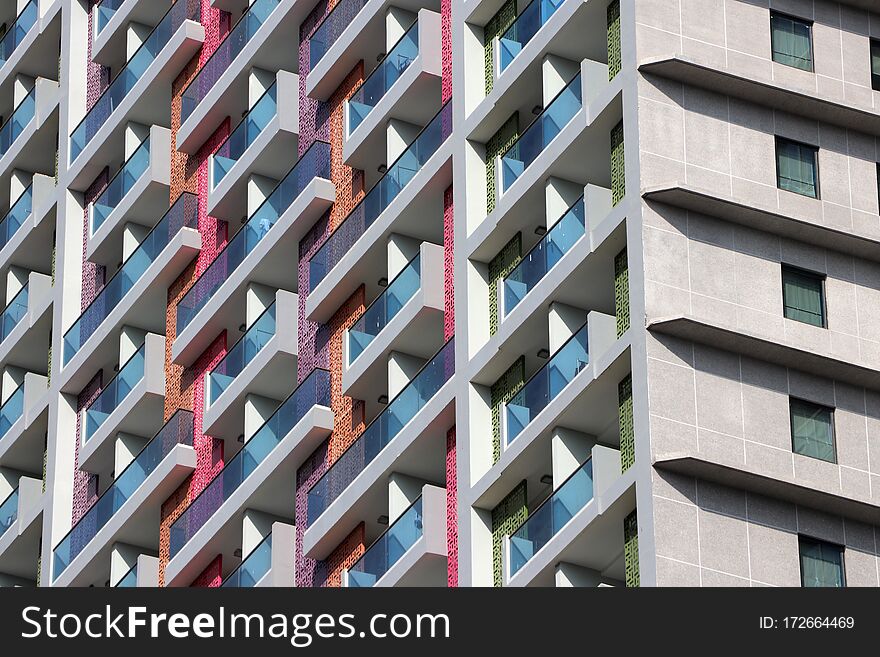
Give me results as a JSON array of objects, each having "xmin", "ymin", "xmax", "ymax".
[{"xmin": 0, "ymin": 0, "xmax": 877, "ymax": 588}]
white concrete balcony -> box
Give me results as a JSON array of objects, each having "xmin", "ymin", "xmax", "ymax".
[
  {"xmin": 76, "ymin": 333, "xmax": 165, "ymax": 477},
  {"xmin": 0, "ymin": 475, "xmax": 42, "ymax": 585},
  {"xmin": 342, "ymin": 9, "xmax": 441, "ymax": 171},
  {"xmin": 342, "ymin": 484, "xmax": 447, "ymax": 587},
  {"xmin": 220, "ymin": 521, "xmax": 295, "ymax": 587},
  {"xmin": 176, "ymin": 0, "xmax": 309, "ymax": 154},
  {"xmin": 0, "ymin": 0, "xmax": 60, "ymax": 92},
  {"xmin": 67, "ymin": 3, "xmax": 204, "ymax": 189},
  {"xmin": 207, "ymin": 70, "xmax": 299, "ymax": 222},
  {"xmin": 0, "ymin": 372, "xmax": 49, "ymax": 474},
  {"xmin": 85, "ymin": 126, "xmax": 171, "ymax": 266},
  {"xmin": 50, "ymin": 411, "xmax": 196, "ymax": 587},
  {"xmin": 342, "ymin": 241, "xmax": 444, "ymax": 406},
  {"xmin": 164, "ymin": 371, "xmax": 333, "ymax": 586},
  {"xmin": 0, "ymin": 271, "xmax": 52, "ymax": 376},
  {"xmin": 91, "ymin": 0, "xmax": 173, "ymax": 67},
  {"xmin": 202, "ymin": 289, "xmax": 298, "ymax": 443},
  {"xmin": 59, "ymin": 194, "xmax": 201, "ymax": 394},
  {"xmin": 0, "ymin": 174, "xmax": 55, "ymax": 287}
]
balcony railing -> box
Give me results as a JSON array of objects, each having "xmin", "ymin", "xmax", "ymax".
[
  {"xmin": 207, "ymin": 301, "xmax": 276, "ymax": 404},
  {"xmin": 309, "ymin": 0, "xmax": 367, "ymax": 70},
  {"xmin": 94, "ymin": 0, "xmax": 127, "ymax": 37},
  {"xmin": 501, "ymin": 72, "xmax": 581, "ymax": 191},
  {"xmin": 0, "ymin": 0, "xmax": 38, "ymax": 67},
  {"xmin": 90, "ymin": 136, "xmax": 151, "ymax": 233},
  {"xmin": 506, "ymin": 321, "xmax": 588, "ymax": 444},
  {"xmin": 114, "ymin": 563, "xmax": 137, "ymax": 587},
  {"xmin": 348, "ymin": 253, "xmax": 420, "ymax": 364},
  {"xmin": 0, "ymin": 486, "xmax": 18, "ymax": 535},
  {"xmin": 503, "ymin": 196, "xmax": 585, "ymax": 314},
  {"xmin": 176, "ymin": 140, "xmax": 330, "ymax": 333},
  {"xmin": 348, "ymin": 20, "xmax": 418, "ymax": 134},
  {"xmin": 347, "ymin": 496, "xmax": 422, "ymax": 586},
  {"xmin": 0, "ymin": 84, "xmax": 35, "ymax": 158},
  {"xmin": 0, "ymin": 383, "xmax": 23, "ymax": 440},
  {"xmin": 180, "ymin": 0, "xmax": 280, "ymax": 124},
  {"xmin": 498, "ymin": 0, "xmax": 565, "ymax": 73},
  {"xmin": 63, "ymin": 193, "xmax": 198, "ymax": 365},
  {"xmin": 70, "ymin": 0, "xmax": 201, "ymax": 163},
  {"xmin": 212, "ymin": 82, "xmax": 277, "ymax": 187},
  {"xmin": 307, "ymin": 338, "xmax": 454, "ymax": 523},
  {"xmin": 169, "ymin": 368, "xmax": 331, "ymax": 558},
  {"xmin": 52, "ymin": 410, "xmax": 195, "ymax": 581},
  {"xmin": 83, "ymin": 342, "xmax": 146, "ymax": 441},
  {"xmin": 221, "ymin": 532, "xmax": 272, "ymax": 587},
  {"xmin": 309, "ymin": 101, "xmax": 451, "ymax": 290},
  {"xmin": 508, "ymin": 456, "xmax": 593, "ymax": 576},
  {"xmin": 0, "ymin": 184, "xmax": 31, "ymax": 252},
  {"xmin": 0, "ymin": 282, "xmax": 28, "ymax": 344}
]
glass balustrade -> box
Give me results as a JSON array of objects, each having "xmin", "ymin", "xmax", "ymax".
[
  {"xmin": 181, "ymin": 0, "xmax": 280, "ymax": 124},
  {"xmin": 90, "ymin": 137, "xmax": 151, "ymax": 233},
  {"xmin": 0, "ymin": 383, "xmax": 23, "ymax": 440},
  {"xmin": 0, "ymin": 282, "xmax": 28, "ymax": 343},
  {"xmin": 347, "ymin": 496, "xmax": 422, "ymax": 586},
  {"xmin": 506, "ymin": 321, "xmax": 588, "ymax": 444},
  {"xmin": 70, "ymin": 0, "xmax": 200, "ymax": 162},
  {"xmin": 222, "ymin": 533, "xmax": 272, "ymax": 587},
  {"xmin": 503, "ymin": 197, "xmax": 585, "ymax": 314},
  {"xmin": 501, "ymin": 72, "xmax": 581, "ymax": 191},
  {"xmin": 308, "ymin": 338, "xmax": 454, "ymax": 523},
  {"xmin": 0, "ymin": 184, "xmax": 32, "ymax": 252},
  {"xmin": 52, "ymin": 410, "xmax": 195, "ymax": 580},
  {"xmin": 0, "ymin": 84, "xmax": 35, "ymax": 158},
  {"xmin": 348, "ymin": 20, "xmax": 418, "ymax": 134},
  {"xmin": 176, "ymin": 140, "xmax": 330, "ymax": 333},
  {"xmin": 84, "ymin": 342, "xmax": 146, "ymax": 441},
  {"xmin": 0, "ymin": 0, "xmax": 38, "ymax": 66},
  {"xmin": 94, "ymin": 0, "xmax": 127, "ymax": 36},
  {"xmin": 169, "ymin": 368, "xmax": 331, "ymax": 557},
  {"xmin": 208, "ymin": 302, "xmax": 276, "ymax": 404},
  {"xmin": 309, "ymin": 101, "xmax": 451, "ymax": 290},
  {"xmin": 114, "ymin": 563, "xmax": 137, "ymax": 587},
  {"xmin": 309, "ymin": 0, "xmax": 367, "ymax": 69},
  {"xmin": 499, "ymin": 0, "xmax": 565, "ymax": 72},
  {"xmin": 212, "ymin": 82, "xmax": 277, "ymax": 187},
  {"xmin": 348, "ymin": 253, "xmax": 420, "ymax": 364},
  {"xmin": 0, "ymin": 486, "xmax": 18, "ymax": 535},
  {"xmin": 63, "ymin": 193, "xmax": 198, "ymax": 364},
  {"xmin": 508, "ymin": 457, "xmax": 593, "ymax": 576}
]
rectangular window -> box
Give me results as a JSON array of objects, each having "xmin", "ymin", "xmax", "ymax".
[
  {"xmin": 799, "ymin": 536, "xmax": 845, "ymax": 587},
  {"xmin": 776, "ymin": 137, "xmax": 819, "ymax": 198},
  {"xmin": 771, "ymin": 13, "xmax": 813, "ymax": 71},
  {"xmin": 789, "ymin": 398, "xmax": 835, "ymax": 463},
  {"xmin": 871, "ymin": 40, "xmax": 880, "ymax": 92},
  {"xmin": 782, "ymin": 266, "xmax": 825, "ymax": 327}
]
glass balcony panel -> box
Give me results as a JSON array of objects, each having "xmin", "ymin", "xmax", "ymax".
[
  {"xmin": 499, "ymin": 0, "xmax": 565, "ymax": 72},
  {"xmin": 114, "ymin": 563, "xmax": 137, "ymax": 587},
  {"xmin": 180, "ymin": 0, "xmax": 280, "ymax": 124},
  {"xmin": 307, "ymin": 339, "xmax": 454, "ymax": 523},
  {"xmin": 208, "ymin": 302, "xmax": 276, "ymax": 403},
  {"xmin": 222, "ymin": 533, "xmax": 272, "ymax": 587},
  {"xmin": 63, "ymin": 194, "xmax": 198, "ymax": 364},
  {"xmin": 0, "ymin": 0, "xmax": 38, "ymax": 66},
  {"xmin": 501, "ymin": 72, "xmax": 582, "ymax": 191},
  {"xmin": 0, "ymin": 85, "xmax": 36, "ymax": 157},
  {"xmin": 0, "ymin": 383, "xmax": 23, "ymax": 440},
  {"xmin": 348, "ymin": 496, "xmax": 423, "ymax": 586},
  {"xmin": 212, "ymin": 82, "xmax": 278, "ymax": 187},
  {"xmin": 0, "ymin": 184, "xmax": 32, "ymax": 252},
  {"xmin": 177, "ymin": 140, "xmax": 330, "ymax": 333},
  {"xmin": 0, "ymin": 486, "xmax": 18, "ymax": 536},
  {"xmin": 309, "ymin": 0, "xmax": 368, "ymax": 69},
  {"xmin": 348, "ymin": 21, "xmax": 418, "ymax": 134},
  {"xmin": 52, "ymin": 410, "xmax": 195, "ymax": 580},
  {"xmin": 503, "ymin": 197, "xmax": 584, "ymax": 313},
  {"xmin": 84, "ymin": 342, "xmax": 146, "ymax": 441},
  {"xmin": 90, "ymin": 137, "xmax": 151, "ymax": 233},
  {"xmin": 169, "ymin": 369, "xmax": 331, "ymax": 558},
  {"xmin": 95, "ymin": 0, "xmax": 127, "ymax": 36},
  {"xmin": 70, "ymin": 0, "xmax": 201, "ymax": 162},
  {"xmin": 309, "ymin": 102, "xmax": 451, "ymax": 290},
  {"xmin": 506, "ymin": 322, "xmax": 588, "ymax": 444},
  {"xmin": 348, "ymin": 253, "xmax": 420, "ymax": 364},
  {"xmin": 509, "ymin": 457, "xmax": 593, "ymax": 575},
  {"xmin": 0, "ymin": 283, "xmax": 28, "ymax": 343}
]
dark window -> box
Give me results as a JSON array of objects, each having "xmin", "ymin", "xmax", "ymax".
[
  {"xmin": 871, "ymin": 40, "xmax": 880, "ymax": 92},
  {"xmin": 799, "ymin": 536, "xmax": 845, "ymax": 587},
  {"xmin": 789, "ymin": 398, "xmax": 835, "ymax": 463},
  {"xmin": 771, "ymin": 13, "xmax": 813, "ymax": 71},
  {"xmin": 782, "ymin": 265, "xmax": 825, "ymax": 327},
  {"xmin": 776, "ymin": 137, "xmax": 819, "ymax": 198}
]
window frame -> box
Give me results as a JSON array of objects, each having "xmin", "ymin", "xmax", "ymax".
[
  {"xmin": 788, "ymin": 396, "xmax": 837, "ymax": 464},
  {"xmin": 775, "ymin": 136, "xmax": 820, "ymax": 199},
  {"xmin": 781, "ymin": 264, "xmax": 826, "ymax": 329},
  {"xmin": 798, "ymin": 535, "xmax": 846, "ymax": 588},
  {"xmin": 770, "ymin": 12, "xmax": 814, "ymax": 72}
]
